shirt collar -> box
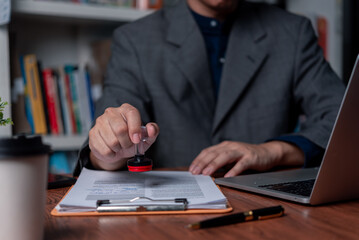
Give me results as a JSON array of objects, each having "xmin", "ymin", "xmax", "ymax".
[{"xmin": 189, "ymin": 8, "xmax": 236, "ymax": 35}]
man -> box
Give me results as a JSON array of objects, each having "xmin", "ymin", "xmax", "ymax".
[{"xmin": 74, "ymin": 0, "xmax": 345, "ymax": 177}]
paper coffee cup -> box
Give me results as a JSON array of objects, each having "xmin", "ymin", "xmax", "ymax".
[{"xmin": 0, "ymin": 135, "xmax": 51, "ymax": 240}]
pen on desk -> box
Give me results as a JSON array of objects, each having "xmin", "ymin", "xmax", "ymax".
[{"xmin": 187, "ymin": 205, "xmax": 284, "ymax": 230}]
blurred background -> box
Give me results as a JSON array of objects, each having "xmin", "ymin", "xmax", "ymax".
[{"xmin": 0, "ymin": 0, "xmax": 357, "ymax": 174}]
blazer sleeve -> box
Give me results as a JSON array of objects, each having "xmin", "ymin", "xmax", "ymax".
[
  {"xmin": 291, "ymin": 17, "xmax": 345, "ymax": 149},
  {"xmin": 74, "ymin": 27, "xmax": 152, "ymax": 176},
  {"xmin": 95, "ymin": 28, "xmax": 152, "ymax": 120}
]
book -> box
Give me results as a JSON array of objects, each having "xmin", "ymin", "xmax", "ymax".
[
  {"xmin": 20, "ymin": 54, "xmax": 48, "ymax": 134},
  {"xmin": 84, "ymin": 68, "xmax": 95, "ymax": 121},
  {"xmin": 11, "ymin": 77, "xmax": 32, "ymax": 134},
  {"xmin": 64, "ymin": 65, "xmax": 82, "ymax": 134},
  {"xmin": 56, "ymin": 67, "xmax": 73, "ymax": 135},
  {"xmin": 38, "ymin": 62, "xmax": 51, "ymax": 134},
  {"xmin": 317, "ymin": 16, "xmax": 328, "ymax": 59},
  {"xmin": 52, "ymin": 72, "xmax": 65, "ymax": 134},
  {"xmin": 10, "ymin": 42, "xmax": 32, "ymax": 134},
  {"xmin": 42, "ymin": 68, "xmax": 64, "ymax": 135},
  {"xmin": 146, "ymin": 0, "xmax": 163, "ymax": 9},
  {"xmin": 135, "ymin": 0, "xmax": 163, "ymax": 9},
  {"xmin": 73, "ymin": 67, "xmax": 93, "ymax": 134},
  {"xmin": 53, "ymin": 168, "xmax": 230, "ymax": 215},
  {"xmin": 63, "ymin": 65, "xmax": 79, "ymax": 134},
  {"xmin": 19, "ymin": 57, "xmax": 34, "ymax": 133},
  {"xmin": 42, "ymin": 68, "xmax": 57, "ymax": 134}
]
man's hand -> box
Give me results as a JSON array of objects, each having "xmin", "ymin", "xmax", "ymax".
[
  {"xmin": 189, "ymin": 141, "xmax": 305, "ymax": 177},
  {"xmin": 88, "ymin": 103, "xmax": 159, "ymax": 171}
]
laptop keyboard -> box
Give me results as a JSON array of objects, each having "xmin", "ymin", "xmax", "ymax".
[{"xmin": 258, "ymin": 179, "xmax": 315, "ymax": 197}]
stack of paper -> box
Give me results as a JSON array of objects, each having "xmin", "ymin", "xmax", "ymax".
[{"xmin": 56, "ymin": 168, "xmax": 228, "ymax": 213}]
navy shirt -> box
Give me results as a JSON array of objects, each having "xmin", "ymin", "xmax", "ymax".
[
  {"xmin": 191, "ymin": 10, "xmax": 232, "ymax": 98},
  {"xmin": 191, "ymin": 10, "xmax": 324, "ymax": 167}
]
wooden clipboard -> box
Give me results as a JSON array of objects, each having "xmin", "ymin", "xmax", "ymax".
[{"xmin": 51, "ymin": 186, "xmax": 233, "ymax": 217}]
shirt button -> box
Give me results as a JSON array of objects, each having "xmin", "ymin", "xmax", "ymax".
[
  {"xmin": 219, "ymin": 58, "xmax": 225, "ymax": 64},
  {"xmin": 210, "ymin": 20, "xmax": 217, "ymax": 27}
]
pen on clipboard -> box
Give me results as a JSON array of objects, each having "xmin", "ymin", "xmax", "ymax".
[{"xmin": 187, "ymin": 205, "xmax": 284, "ymax": 229}]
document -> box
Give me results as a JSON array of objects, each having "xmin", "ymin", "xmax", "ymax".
[{"xmin": 56, "ymin": 168, "xmax": 228, "ymax": 212}]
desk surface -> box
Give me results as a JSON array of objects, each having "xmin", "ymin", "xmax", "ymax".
[{"xmin": 45, "ymin": 173, "xmax": 359, "ymax": 240}]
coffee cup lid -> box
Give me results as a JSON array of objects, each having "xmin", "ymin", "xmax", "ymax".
[{"xmin": 0, "ymin": 135, "xmax": 51, "ymax": 158}]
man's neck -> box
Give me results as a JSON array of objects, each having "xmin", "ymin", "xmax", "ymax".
[{"xmin": 186, "ymin": 0, "xmax": 238, "ymax": 21}]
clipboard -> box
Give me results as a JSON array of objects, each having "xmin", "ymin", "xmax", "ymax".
[{"xmin": 51, "ymin": 186, "xmax": 233, "ymax": 217}]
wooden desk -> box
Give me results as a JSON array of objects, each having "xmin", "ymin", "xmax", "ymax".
[{"xmin": 45, "ymin": 178, "xmax": 359, "ymax": 240}]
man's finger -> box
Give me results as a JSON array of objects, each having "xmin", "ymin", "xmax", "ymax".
[
  {"xmin": 89, "ymin": 128, "xmax": 116, "ymax": 162},
  {"xmin": 145, "ymin": 122, "xmax": 160, "ymax": 144},
  {"xmin": 120, "ymin": 104, "xmax": 142, "ymax": 144},
  {"xmin": 190, "ymin": 149, "xmax": 220, "ymax": 175},
  {"xmin": 202, "ymin": 151, "xmax": 239, "ymax": 176},
  {"xmin": 189, "ymin": 143, "xmax": 224, "ymax": 172},
  {"xmin": 108, "ymin": 119, "xmax": 133, "ymax": 149},
  {"xmin": 99, "ymin": 119, "xmax": 123, "ymax": 153},
  {"xmin": 224, "ymin": 158, "xmax": 251, "ymax": 177}
]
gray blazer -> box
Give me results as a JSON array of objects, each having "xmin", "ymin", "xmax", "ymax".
[{"xmin": 76, "ymin": 1, "xmax": 345, "ymax": 174}]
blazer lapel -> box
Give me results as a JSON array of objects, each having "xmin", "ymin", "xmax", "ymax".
[
  {"xmin": 165, "ymin": 1, "xmax": 216, "ymax": 116},
  {"xmin": 212, "ymin": 3, "xmax": 269, "ymax": 134}
]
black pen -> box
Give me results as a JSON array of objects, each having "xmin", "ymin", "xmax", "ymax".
[{"xmin": 187, "ymin": 205, "xmax": 284, "ymax": 229}]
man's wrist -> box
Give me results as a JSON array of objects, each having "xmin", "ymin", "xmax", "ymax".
[
  {"xmin": 270, "ymin": 135, "xmax": 324, "ymax": 167},
  {"xmin": 260, "ymin": 141, "xmax": 305, "ymax": 167},
  {"xmin": 89, "ymin": 151, "xmax": 128, "ymax": 171}
]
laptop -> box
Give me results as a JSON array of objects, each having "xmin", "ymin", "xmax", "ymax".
[{"xmin": 215, "ymin": 55, "xmax": 359, "ymax": 205}]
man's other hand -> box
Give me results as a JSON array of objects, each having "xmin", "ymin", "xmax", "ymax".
[{"xmin": 189, "ymin": 141, "xmax": 304, "ymax": 177}]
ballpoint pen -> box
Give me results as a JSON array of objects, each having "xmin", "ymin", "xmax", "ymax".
[{"xmin": 187, "ymin": 205, "xmax": 284, "ymax": 229}]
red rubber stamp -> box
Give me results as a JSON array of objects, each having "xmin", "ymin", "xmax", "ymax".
[{"xmin": 127, "ymin": 126, "xmax": 153, "ymax": 172}]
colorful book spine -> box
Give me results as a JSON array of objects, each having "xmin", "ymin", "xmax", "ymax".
[
  {"xmin": 317, "ymin": 17, "xmax": 328, "ymax": 60},
  {"xmin": 84, "ymin": 68, "xmax": 95, "ymax": 122},
  {"xmin": 38, "ymin": 62, "xmax": 51, "ymax": 134},
  {"xmin": 135, "ymin": 0, "xmax": 162, "ymax": 9},
  {"xmin": 74, "ymin": 67, "xmax": 93, "ymax": 134},
  {"xmin": 63, "ymin": 66, "xmax": 77, "ymax": 134},
  {"xmin": 64, "ymin": 65, "xmax": 82, "ymax": 134},
  {"xmin": 57, "ymin": 67, "xmax": 73, "ymax": 135},
  {"xmin": 42, "ymin": 68, "xmax": 65, "ymax": 135},
  {"xmin": 42, "ymin": 68, "xmax": 59, "ymax": 134},
  {"xmin": 52, "ymin": 72, "xmax": 64, "ymax": 135},
  {"xmin": 19, "ymin": 56, "xmax": 34, "ymax": 133},
  {"xmin": 21, "ymin": 54, "xmax": 48, "ymax": 134}
]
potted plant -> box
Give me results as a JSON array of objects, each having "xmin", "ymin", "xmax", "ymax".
[{"xmin": 0, "ymin": 97, "xmax": 13, "ymax": 126}]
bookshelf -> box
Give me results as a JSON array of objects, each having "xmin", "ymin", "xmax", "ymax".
[
  {"xmin": 0, "ymin": 25, "xmax": 11, "ymax": 137},
  {"xmin": 0, "ymin": 0, "xmax": 154, "ymax": 151},
  {"xmin": 11, "ymin": 0, "xmax": 153, "ymax": 22},
  {"xmin": 249, "ymin": 0, "xmax": 344, "ymax": 79},
  {"xmin": 285, "ymin": 0, "xmax": 343, "ymax": 79}
]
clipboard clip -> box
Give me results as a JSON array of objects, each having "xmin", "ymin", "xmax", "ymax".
[{"xmin": 96, "ymin": 197, "xmax": 188, "ymax": 212}]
